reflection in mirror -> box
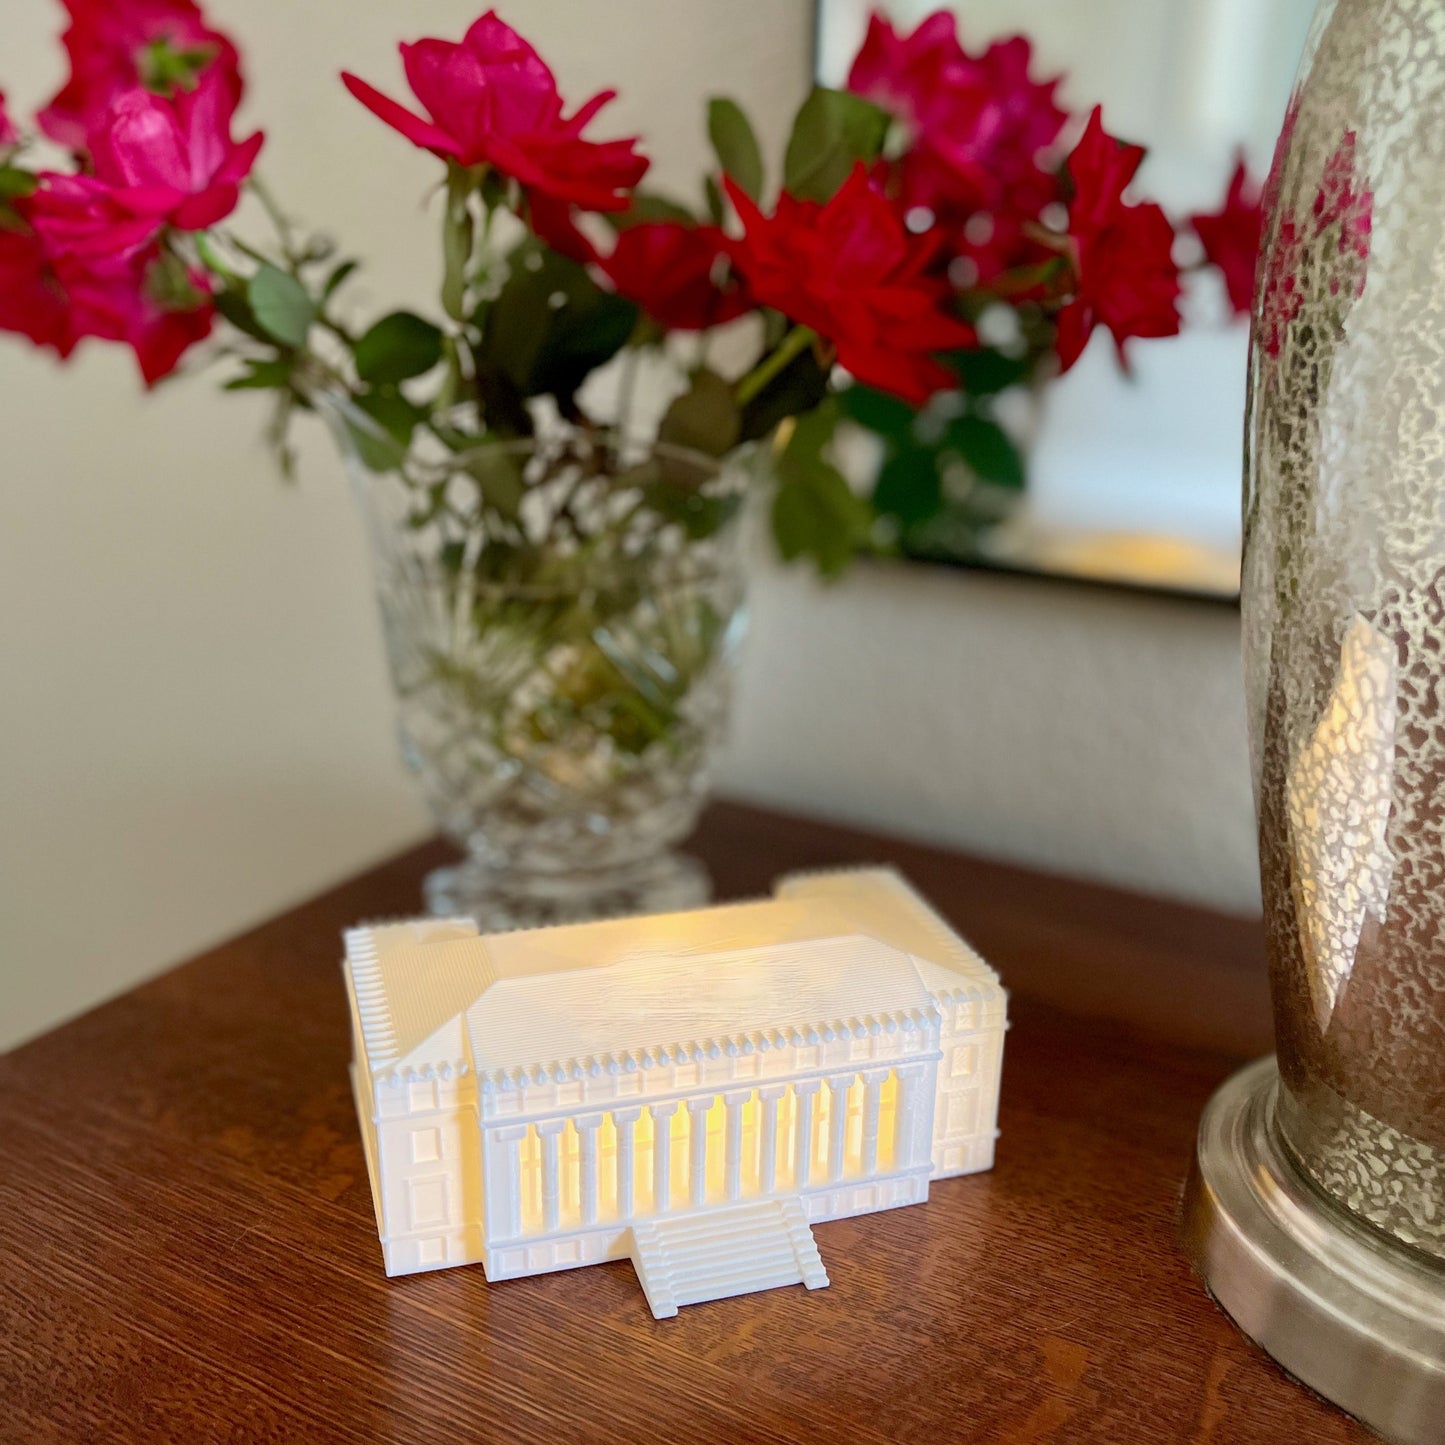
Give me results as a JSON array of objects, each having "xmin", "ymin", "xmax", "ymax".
[{"xmin": 816, "ymin": 0, "xmax": 1317, "ymax": 599}]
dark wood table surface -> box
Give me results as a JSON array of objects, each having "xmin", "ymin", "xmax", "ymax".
[{"xmin": 1, "ymin": 801, "xmax": 1375, "ymax": 1444}]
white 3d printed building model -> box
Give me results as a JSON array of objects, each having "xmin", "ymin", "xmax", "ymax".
[{"xmin": 343, "ymin": 868, "xmax": 1006, "ymax": 1318}]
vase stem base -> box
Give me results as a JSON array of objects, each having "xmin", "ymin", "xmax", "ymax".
[
  {"xmin": 423, "ymin": 850, "xmax": 711, "ymax": 932},
  {"xmin": 1180, "ymin": 1057, "xmax": 1445, "ymax": 1444}
]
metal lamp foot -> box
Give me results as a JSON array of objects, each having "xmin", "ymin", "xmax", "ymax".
[{"xmin": 1180, "ymin": 1057, "xmax": 1445, "ymax": 1444}]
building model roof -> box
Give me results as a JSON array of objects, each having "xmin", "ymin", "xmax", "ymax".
[{"xmin": 345, "ymin": 869, "xmax": 998, "ymax": 1084}]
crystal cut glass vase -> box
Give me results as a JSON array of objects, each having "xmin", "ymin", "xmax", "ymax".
[
  {"xmin": 1182, "ymin": 2, "xmax": 1445, "ymax": 1437},
  {"xmin": 335, "ymin": 416, "xmax": 748, "ymax": 930}
]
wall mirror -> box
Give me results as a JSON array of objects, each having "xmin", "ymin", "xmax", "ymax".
[{"xmin": 816, "ymin": 0, "xmax": 1317, "ymax": 599}]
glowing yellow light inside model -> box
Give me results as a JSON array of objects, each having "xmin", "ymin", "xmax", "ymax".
[{"xmin": 508, "ymin": 1071, "xmax": 905, "ymax": 1236}]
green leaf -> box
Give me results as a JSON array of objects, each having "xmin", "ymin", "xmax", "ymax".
[
  {"xmin": 638, "ymin": 458, "xmax": 742, "ymax": 541},
  {"xmin": 707, "ymin": 97, "xmax": 764, "ymax": 200},
  {"xmin": 213, "ymin": 286, "xmax": 273, "ymax": 343},
  {"xmin": 771, "ymin": 397, "xmax": 871, "ymax": 576},
  {"xmin": 702, "ymin": 174, "xmax": 725, "ymax": 226},
  {"xmin": 248, "ymin": 264, "xmax": 313, "ymax": 348},
  {"xmin": 480, "ymin": 242, "xmax": 638, "ymax": 406},
  {"xmin": 783, "ymin": 88, "xmax": 891, "ymax": 202},
  {"xmin": 772, "ymin": 459, "xmax": 871, "ymax": 576},
  {"xmin": 472, "ymin": 364, "xmax": 535, "ymax": 438},
  {"xmin": 143, "ymin": 250, "xmax": 206, "ymax": 310},
  {"xmin": 344, "ymin": 390, "xmax": 423, "ymax": 472},
  {"xmin": 872, "ymin": 445, "xmax": 942, "ymax": 527},
  {"xmin": 461, "ymin": 448, "xmax": 526, "ymax": 520},
  {"xmin": 784, "ymin": 394, "xmax": 840, "ymax": 461},
  {"xmin": 612, "ymin": 192, "xmax": 696, "ymax": 229},
  {"xmin": 0, "ymin": 166, "xmax": 38, "ymax": 200},
  {"xmin": 658, "ymin": 368, "xmax": 741, "ymax": 457},
  {"xmin": 353, "ymin": 311, "xmax": 445, "ymax": 385},
  {"xmin": 945, "ymin": 348, "xmax": 1032, "ymax": 396},
  {"xmin": 738, "ymin": 346, "xmax": 830, "ymax": 443},
  {"xmin": 222, "ymin": 357, "xmax": 295, "ymax": 391},
  {"xmin": 838, "ymin": 384, "xmax": 917, "ymax": 441},
  {"xmin": 944, "ymin": 414, "xmax": 1026, "ymax": 488},
  {"xmin": 321, "ymin": 258, "xmax": 359, "ymax": 302}
]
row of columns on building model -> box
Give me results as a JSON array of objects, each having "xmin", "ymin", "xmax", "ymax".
[{"xmin": 482, "ymin": 1061, "xmax": 934, "ymax": 1241}]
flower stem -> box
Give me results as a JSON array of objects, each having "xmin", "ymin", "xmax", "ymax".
[
  {"xmin": 735, "ymin": 325, "xmax": 816, "ymax": 407},
  {"xmin": 248, "ymin": 172, "xmax": 301, "ymax": 268},
  {"xmin": 441, "ymin": 165, "xmax": 475, "ymax": 323}
]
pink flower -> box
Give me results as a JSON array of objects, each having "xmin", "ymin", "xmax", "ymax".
[
  {"xmin": 848, "ymin": 10, "xmax": 1066, "ymax": 219},
  {"xmin": 22, "ymin": 172, "xmax": 165, "ymax": 262},
  {"xmin": 342, "ymin": 11, "xmax": 647, "ymax": 211},
  {"xmin": 60, "ymin": 244, "xmax": 215, "ymax": 384},
  {"xmin": 0, "ymin": 91, "xmax": 19, "ymax": 148},
  {"xmin": 595, "ymin": 222, "xmax": 748, "ymax": 331},
  {"xmin": 848, "ymin": 10, "xmax": 961, "ymax": 119},
  {"xmin": 0, "ymin": 224, "xmax": 73, "ymax": 354},
  {"xmin": 0, "ymin": 197, "xmax": 213, "ymax": 383},
  {"xmin": 38, "ymin": 0, "xmax": 242, "ymax": 153},
  {"xmin": 948, "ymin": 211, "xmax": 1056, "ymax": 293},
  {"xmin": 529, "ymin": 201, "xmax": 749, "ymax": 329},
  {"xmin": 88, "ymin": 70, "xmax": 263, "ymax": 231},
  {"xmin": 525, "ymin": 191, "xmax": 597, "ymax": 264},
  {"xmin": 1189, "ymin": 155, "xmax": 1264, "ymax": 315},
  {"xmin": 25, "ymin": 72, "xmax": 260, "ymax": 269},
  {"xmin": 724, "ymin": 166, "xmax": 975, "ymax": 404},
  {"xmin": 1055, "ymin": 108, "xmax": 1181, "ymax": 370}
]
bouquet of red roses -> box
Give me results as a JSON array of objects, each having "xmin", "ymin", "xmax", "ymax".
[{"xmin": 0, "ymin": 2, "xmax": 1260, "ymax": 572}]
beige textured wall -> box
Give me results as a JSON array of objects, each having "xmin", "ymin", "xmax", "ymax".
[
  {"xmin": 0, "ymin": 0, "xmax": 1258, "ymax": 1053},
  {"xmin": 723, "ymin": 557, "xmax": 1258, "ymax": 915}
]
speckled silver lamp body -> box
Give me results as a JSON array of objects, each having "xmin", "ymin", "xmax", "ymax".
[{"xmin": 1181, "ymin": 1, "xmax": 1445, "ymax": 1438}]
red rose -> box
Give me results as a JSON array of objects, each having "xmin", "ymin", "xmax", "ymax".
[
  {"xmin": 971, "ymin": 36, "xmax": 1069, "ymax": 200},
  {"xmin": 26, "ymin": 72, "xmax": 261, "ymax": 268},
  {"xmin": 949, "ymin": 211, "xmax": 1056, "ymax": 293},
  {"xmin": 0, "ymin": 198, "xmax": 213, "ymax": 383},
  {"xmin": 61, "ymin": 245, "xmax": 215, "ymax": 384},
  {"xmin": 848, "ymin": 10, "xmax": 961, "ymax": 119},
  {"xmin": 724, "ymin": 166, "xmax": 975, "ymax": 404},
  {"xmin": 88, "ymin": 71, "xmax": 264, "ymax": 232},
  {"xmin": 342, "ymin": 11, "xmax": 647, "ymax": 212},
  {"xmin": 38, "ymin": 0, "xmax": 242, "ymax": 153},
  {"xmin": 848, "ymin": 10, "xmax": 1066, "ymax": 220},
  {"xmin": 595, "ymin": 222, "xmax": 748, "ymax": 331},
  {"xmin": 524, "ymin": 192, "xmax": 598, "ymax": 264},
  {"xmin": 1189, "ymin": 156, "xmax": 1264, "ymax": 316},
  {"xmin": 0, "ymin": 224, "xmax": 73, "ymax": 354},
  {"xmin": 22, "ymin": 173, "xmax": 165, "ymax": 263},
  {"xmin": 1055, "ymin": 108, "xmax": 1181, "ymax": 370}
]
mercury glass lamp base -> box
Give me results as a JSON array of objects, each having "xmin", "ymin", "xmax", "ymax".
[
  {"xmin": 1180, "ymin": 1057, "xmax": 1445, "ymax": 1444},
  {"xmin": 423, "ymin": 849, "xmax": 710, "ymax": 932}
]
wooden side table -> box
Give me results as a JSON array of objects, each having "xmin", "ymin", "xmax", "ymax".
[{"xmin": 0, "ymin": 802, "xmax": 1374, "ymax": 1443}]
